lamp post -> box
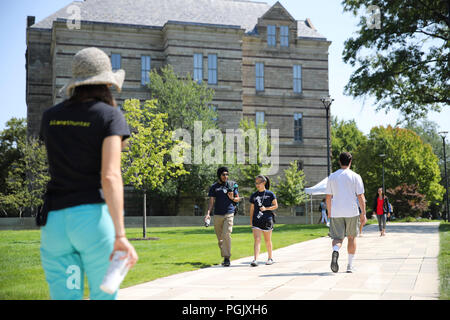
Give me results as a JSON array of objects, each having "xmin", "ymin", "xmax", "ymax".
[
  {"xmin": 438, "ymin": 131, "xmax": 449, "ymax": 222},
  {"xmin": 379, "ymin": 153, "xmax": 386, "ymax": 194},
  {"xmin": 321, "ymin": 95, "xmax": 334, "ymax": 177}
]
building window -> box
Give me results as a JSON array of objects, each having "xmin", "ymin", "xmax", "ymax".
[
  {"xmin": 255, "ymin": 62, "xmax": 264, "ymax": 92},
  {"xmin": 293, "ymin": 65, "xmax": 302, "ymax": 93},
  {"xmin": 194, "ymin": 53, "xmax": 203, "ymax": 83},
  {"xmin": 208, "ymin": 54, "xmax": 218, "ymax": 85},
  {"xmin": 141, "ymin": 55, "xmax": 151, "ymax": 86},
  {"xmin": 267, "ymin": 25, "xmax": 276, "ymax": 47},
  {"xmin": 255, "ymin": 111, "xmax": 265, "ymax": 127},
  {"xmin": 111, "ymin": 53, "xmax": 121, "ymax": 71},
  {"xmin": 280, "ymin": 26, "xmax": 289, "ymax": 47},
  {"xmin": 294, "ymin": 113, "xmax": 303, "ymax": 142}
]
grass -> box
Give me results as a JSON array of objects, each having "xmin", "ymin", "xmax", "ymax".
[
  {"xmin": 0, "ymin": 224, "xmax": 328, "ymax": 300},
  {"xmin": 439, "ymin": 222, "xmax": 450, "ymax": 300}
]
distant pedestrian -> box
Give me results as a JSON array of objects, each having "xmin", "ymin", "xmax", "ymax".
[
  {"xmin": 326, "ymin": 152, "xmax": 366, "ymax": 273},
  {"xmin": 37, "ymin": 47, "xmax": 138, "ymax": 300},
  {"xmin": 204, "ymin": 167, "xmax": 240, "ymax": 267},
  {"xmin": 249, "ymin": 175, "xmax": 278, "ymax": 267},
  {"xmin": 319, "ymin": 198, "xmax": 328, "ymax": 225},
  {"xmin": 372, "ymin": 187, "xmax": 390, "ymax": 236}
]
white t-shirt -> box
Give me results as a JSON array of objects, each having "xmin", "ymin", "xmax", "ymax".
[{"xmin": 325, "ymin": 168, "xmax": 365, "ymax": 218}]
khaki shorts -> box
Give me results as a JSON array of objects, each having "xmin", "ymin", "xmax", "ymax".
[{"xmin": 330, "ymin": 216, "xmax": 359, "ymax": 240}]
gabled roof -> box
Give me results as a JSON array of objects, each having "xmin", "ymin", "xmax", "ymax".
[
  {"xmin": 260, "ymin": 1, "xmax": 296, "ymax": 22},
  {"xmin": 30, "ymin": 0, "xmax": 327, "ymax": 40}
]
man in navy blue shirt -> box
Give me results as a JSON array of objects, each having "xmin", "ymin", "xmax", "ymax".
[{"xmin": 205, "ymin": 167, "xmax": 240, "ymax": 267}]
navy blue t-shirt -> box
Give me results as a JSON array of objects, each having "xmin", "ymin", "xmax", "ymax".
[
  {"xmin": 39, "ymin": 100, "xmax": 130, "ymax": 211},
  {"xmin": 208, "ymin": 181, "xmax": 236, "ymax": 215},
  {"xmin": 249, "ymin": 190, "xmax": 277, "ymax": 217}
]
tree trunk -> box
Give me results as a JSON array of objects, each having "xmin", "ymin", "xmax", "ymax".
[{"xmin": 174, "ymin": 183, "xmax": 182, "ymax": 216}]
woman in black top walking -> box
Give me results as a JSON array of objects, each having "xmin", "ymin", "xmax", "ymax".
[
  {"xmin": 249, "ymin": 175, "xmax": 278, "ymax": 266},
  {"xmin": 38, "ymin": 47, "xmax": 138, "ymax": 300}
]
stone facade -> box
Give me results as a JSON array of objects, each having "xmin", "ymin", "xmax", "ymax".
[{"xmin": 26, "ymin": 0, "xmax": 331, "ymax": 217}]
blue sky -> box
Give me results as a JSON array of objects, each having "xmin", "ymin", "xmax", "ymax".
[{"xmin": 0, "ymin": 0, "xmax": 448, "ymax": 135}]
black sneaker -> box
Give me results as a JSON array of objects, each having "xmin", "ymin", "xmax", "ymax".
[
  {"xmin": 222, "ymin": 258, "xmax": 230, "ymax": 267},
  {"xmin": 330, "ymin": 251, "xmax": 339, "ymax": 273}
]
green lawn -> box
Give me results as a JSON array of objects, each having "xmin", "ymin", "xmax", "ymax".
[
  {"xmin": 439, "ymin": 222, "xmax": 450, "ymax": 300},
  {"xmin": 0, "ymin": 224, "xmax": 328, "ymax": 300}
]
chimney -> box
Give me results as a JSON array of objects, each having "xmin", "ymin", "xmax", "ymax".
[
  {"xmin": 27, "ymin": 16, "xmax": 35, "ymax": 28},
  {"xmin": 305, "ymin": 18, "xmax": 316, "ymax": 30}
]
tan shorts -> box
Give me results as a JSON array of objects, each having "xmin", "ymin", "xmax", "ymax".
[{"xmin": 330, "ymin": 216, "xmax": 359, "ymax": 240}]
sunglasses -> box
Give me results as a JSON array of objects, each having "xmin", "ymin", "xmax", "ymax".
[{"xmin": 221, "ymin": 173, "xmax": 229, "ymax": 176}]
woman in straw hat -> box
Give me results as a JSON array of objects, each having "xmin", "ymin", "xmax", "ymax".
[{"xmin": 38, "ymin": 47, "xmax": 138, "ymax": 300}]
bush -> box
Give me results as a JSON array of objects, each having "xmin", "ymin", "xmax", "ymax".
[{"xmin": 386, "ymin": 184, "xmax": 428, "ymax": 218}]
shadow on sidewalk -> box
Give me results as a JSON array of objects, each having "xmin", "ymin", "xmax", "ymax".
[
  {"xmin": 259, "ymin": 272, "xmax": 333, "ymax": 277},
  {"xmin": 364, "ymin": 223, "xmax": 438, "ymax": 235}
]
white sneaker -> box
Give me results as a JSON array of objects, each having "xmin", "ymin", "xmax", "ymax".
[
  {"xmin": 266, "ymin": 258, "xmax": 274, "ymax": 265},
  {"xmin": 346, "ymin": 264, "xmax": 355, "ymax": 273},
  {"xmin": 250, "ymin": 260, "xmax": 258, "ymax": 267}
]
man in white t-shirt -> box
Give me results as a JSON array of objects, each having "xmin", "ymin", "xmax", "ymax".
[{"xmin": 325, "ymin": 152, "xmax": 366, "ymax": 273}]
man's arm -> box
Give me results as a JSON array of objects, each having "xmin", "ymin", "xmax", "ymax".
[
  {"xmin": 357, "ymin": 193, "xmax": 367, "ymax": 224},
  {"xmin": 205, "ymin": 197, "xmax": 215, "ymax": 222},
  {"xmin": 326, "ymin": 194, "xmax": 332, "ymax": 219}
]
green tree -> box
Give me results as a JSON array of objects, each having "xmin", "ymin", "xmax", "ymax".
[
  {"xmin": 0, "ymin": 118, "xmax": 27, "ymax": 198},
  {"xmin": 405, "ymin": 118, "xmax": 450, "ymax": 175},
  {"xmin": 386, "ymin": 184, "xmax": 428, "ymax": 218},
  {"xmin": 0, "ymin": 136, "xmax": 49, "ymax": 217},
  {"xmin": 121, "ymin": 98, "xmax": 188, "ymax": 236},
  {"xmin": 273, "ymin": 161, "xmax": 308, "ymax": 216},
  {"xmin": 331, "ymin": 116, "xmax": 367, "ymax": 172},
  {"xmin": 147, "ymin": 65, "xmax": 218, "ymax": 215},
  {"xmin": 342, "ymin": 0, "xmax": 449, "ymax": 121},
  {"xmin": 355, "ymin": 126, "xmax": 444, "ymax": 213},
  {"xmin": 232, "ymin": 118, "xmax": 274, "ymax": 198}
]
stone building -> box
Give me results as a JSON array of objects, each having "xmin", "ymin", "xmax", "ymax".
[{"xmin": 26, "ymin": 0, "xmax": 331, "ymax": 216}]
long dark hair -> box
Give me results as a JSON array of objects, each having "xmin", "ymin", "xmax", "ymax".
[
  {"xmin": 65, "ymin": 84, "xmax": 117, "ymax": 107},
  {"xmin": 375, "ymin": 187, "xmax": 385, "ymax": 199},
  {"xmin": 256, "ymin": 175, "xmax": 270, "ymax": 190}
]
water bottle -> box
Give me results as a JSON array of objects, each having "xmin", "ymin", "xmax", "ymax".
[{"xmin": 100, "ymin": 251, "xmax": 130, "ymax": 294}]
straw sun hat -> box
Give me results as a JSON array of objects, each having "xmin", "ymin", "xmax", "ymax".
[{"xmin": 60, "ymin": 47, "xmax": 125, "ymax": 97}]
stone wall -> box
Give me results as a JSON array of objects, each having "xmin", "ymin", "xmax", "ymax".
[{"xmin": 26, "ymin": 12, "xmax": 331, "ymax": 216}]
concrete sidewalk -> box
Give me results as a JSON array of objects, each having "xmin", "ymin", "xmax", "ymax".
[{"xmin": 118, "ymin": 222, "xmax": 441, "ymax": 300}]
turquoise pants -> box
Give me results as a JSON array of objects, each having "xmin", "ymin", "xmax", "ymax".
[{"xmin": 40, "ymin": 203, "xmax": 117, "ymax": 300}]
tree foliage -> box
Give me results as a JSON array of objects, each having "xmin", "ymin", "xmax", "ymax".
[
  {"xmin": 386, "ymin": 183, "xmax": 428, "ymax": 218},
  {"xmin": 331, "ymin": 116, "xmax": 367, "ymax": 172},
  {"xmin": 342, "ymin": 0, "xmax": 449, "ymax": 121},
  {"xmin": 355, "ymin": 125, "xmax": 444, "ymax": 205},
  {"xmin": 144, "ymin": 65, "xmax": 219, "ymax": 214},
  {"xmin": 0, "ymin": 122, "xmax": 49, "ymax": 217},
  {"xmin": 232, "ymin": 118, "xmax": 274, "ymax": 197},
  {"xmin": 121, "ymin": 99, "xmax": 188, "ymax": 191},
  {"xmin": 273, "ymin": 161, "xmax": 308, "ymax": 210},
  {"xmin": 404, "ymin": 118, "xmax": 450, "ymax": 176}
]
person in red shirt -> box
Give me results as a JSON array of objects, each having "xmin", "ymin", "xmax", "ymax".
[{"xmin": 372, "ymin": 187, "xmax": 390, "ymax": 236}]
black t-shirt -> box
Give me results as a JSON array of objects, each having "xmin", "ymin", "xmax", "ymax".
[
  {"xmin": 249, "ymin": 190, "xmax": 276, "ymax": 218},
  {"xmin": 39, "ymin": 100, "xmax": 130, "ymax": 211},
  {"xmin": 208, "ymin": 181, "xmax": 236, "ymax": 215}
]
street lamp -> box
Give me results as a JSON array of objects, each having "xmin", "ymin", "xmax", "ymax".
[
  {"xmin": 321, "ymin": 95, "xmax": 334, "ymax": 177},
  {"xmin": 379, "ymin": 153, "xmax": 386, "ymax": 194},
  {"xmin": 438, "ymin": 131, "xmax": 449, "ymax": 222}
]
